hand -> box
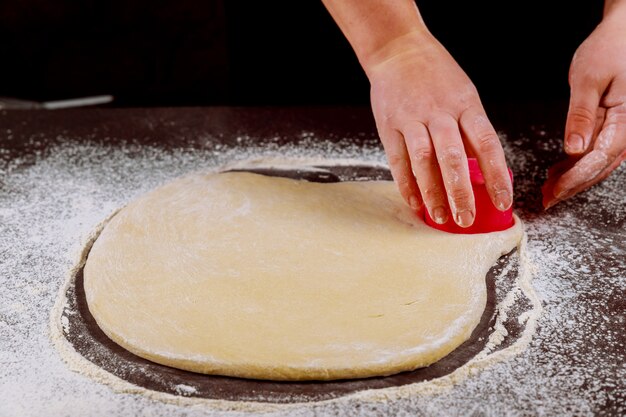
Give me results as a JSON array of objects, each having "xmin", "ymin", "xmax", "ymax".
[
  {"xmin": 543, "ymin": 5, "xmax": 626, "ymax": 209},
  {"xmin": 365, "ymin": 32, "xmax": 512, "ymax": 227}
]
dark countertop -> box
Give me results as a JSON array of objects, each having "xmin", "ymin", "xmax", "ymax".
[{"xmin": 0, "ymin": 104, "xmax": 623, "ymax": 416}]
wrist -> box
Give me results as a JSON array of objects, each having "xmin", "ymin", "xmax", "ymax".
[
  {"xmin": 604, "ymin": 0, "xmax": 626, "ymax": 18},
  {"xmin": 360, "ymin": 28, "xmax": 436, "ymax": 79}
]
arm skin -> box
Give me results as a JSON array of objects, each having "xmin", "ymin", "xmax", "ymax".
[
  {"xmin": 322, "ymin": 0, "xmax": 513, "ymax": 228},
  {"xmin": 543, "ymin": 0, "xmax": 626, "ymax": 208}
]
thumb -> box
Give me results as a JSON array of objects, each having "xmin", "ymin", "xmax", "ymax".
[{"xmin": 564, "ymin": 79, "xmax": 601, "ymax": 155}]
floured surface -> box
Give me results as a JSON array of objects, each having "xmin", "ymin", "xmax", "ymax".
[
  {"xmin": 84, "ymin": 172, "xmax": 522, "ymax": 380},
  {"xmin": 0, "ymin": 107, "xmax": 624, "ymax": 416}
]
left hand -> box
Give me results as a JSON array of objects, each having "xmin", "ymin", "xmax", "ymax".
[{"xmin": 542, "ymin": 4, "xmax": 626, "ymax": 209}]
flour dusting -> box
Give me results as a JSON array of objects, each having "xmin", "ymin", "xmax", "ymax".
[{"xmin": 0, "ymin": 127, "xmax": 624, "ymax": 416}]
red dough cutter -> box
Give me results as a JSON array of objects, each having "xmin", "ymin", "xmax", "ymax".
[{"xmin": 424, "ymin": 158, "xmax": 514, "ymax": 234}]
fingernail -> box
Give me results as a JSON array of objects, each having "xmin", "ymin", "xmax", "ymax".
[
  {"xmin": 409, "ymin": 195, "xmax": 419, "ymax": 210},
  {"xmin": 494, "ymin": 190, "xmax": 512, "ymax": 211},
  {"xmin": 567, "ymin": 134, "xmax": 584, "ymax": 153},
  {"xmin": 455, "ymin": 210, "xmax": 475, "ymax": 228},
  {"xmin": 555, "ymin": 187, "xmax": 570, "ymax": 199},
  {"xmin": 431, "ymin": 206, "xmax": 448, "ymax": 224}
]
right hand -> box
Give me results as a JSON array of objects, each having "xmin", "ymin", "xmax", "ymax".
[{"xmin": 365, "ymin": 32, "xmax": 513, "ymax": 227}]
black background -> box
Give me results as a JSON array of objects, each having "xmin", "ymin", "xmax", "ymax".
[{"xmin": 0, "ymin": 0, "xmax": 604, "ymax": 106}]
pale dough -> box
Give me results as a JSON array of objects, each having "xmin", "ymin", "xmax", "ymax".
[{"xmin": 84, "ymin": 171, "xmax": 523, "ymax": 381}]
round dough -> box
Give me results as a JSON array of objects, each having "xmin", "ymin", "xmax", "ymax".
[{"xmin": 84, "ymin": 171, "xmax": 522, "ymax": 381}]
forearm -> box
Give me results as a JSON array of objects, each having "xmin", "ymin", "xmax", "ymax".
[
  {"xmin": 604, "ymin": 0, "xmax": 626, "ymax": 16},
  {"xmin": 321, "ymin": 0, "xmax": 430, "ymax": 75}
]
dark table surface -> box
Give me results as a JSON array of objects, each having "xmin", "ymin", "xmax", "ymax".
[
  {"xmin": 0, "ymin": 103, "xmax": 624, "ymax": 416},
  {"xmin": 0, "ymin": 101, "xmax": 572, "ymax": 163}
]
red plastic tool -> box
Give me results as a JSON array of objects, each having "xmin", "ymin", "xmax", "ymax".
[{"xmin": 424, "ymin": 158, "xmax": 514, "ymax": 234}]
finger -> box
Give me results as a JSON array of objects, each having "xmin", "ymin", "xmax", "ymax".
[
  {"xmin": 403, "ymin": 122, "xmax": 449, "ymax": 224},
  {"xmin": 543, "ymin": 107, "xmax": 615, "ymax": 210},
  {"xmin": 564, "ymin": 78, "xmax": 602, "ymax": 155},
  {"xmin": 428, "ymin": 114, "xmax": 475, "ymax": 227},
  {"xmin": 554, "ymin": 109, "xmax": 626, "ymax": 198},
  {"xmin": 592, "ymin": 107, "xmax": 607, "ymax": 144},
  {"xmin": 460, "ymin": 106, "xmax": 512, "ymax": 211},
  {"xmin": 380, "ymin": 128, "xmax": 422, "ymax": 210},
  {"xmin": 549, "ymin": 152, "xmax": 624, "ymax": 206},
  {"xmin": 541, "ymin": 156, "xmax": 579, "ymax": 209}
]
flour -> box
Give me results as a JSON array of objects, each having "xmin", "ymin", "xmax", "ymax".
[
  {"xmin": 174, "ymin": 384, "xmax": 198, "ymax": 396},
  {"xmin": 0, "ymin": 130, "xmax": 624, "ymax": 416}
]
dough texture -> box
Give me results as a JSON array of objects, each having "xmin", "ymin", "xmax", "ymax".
[{"xmin": 84, "ymin": 172, "xmax": 523, "ymax": 381}]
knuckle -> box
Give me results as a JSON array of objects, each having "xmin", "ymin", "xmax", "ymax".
[
  {"xmin": 411, "ymin": 146, "xmax": 435, "ymax": 164},
  {"xmin": 387, "ymin": 153, "xmax": 406, "ymax": 168},
  {"xmin": 489, "ymin": 179, "xmax": 511, "ymax": 194},
  {"xmin": 397, "ymin": 173, "xmax": 411, "ymax": 186},
  {"xmin": 468, "ymin": 112, "xmax": 491, "ymax": 130},
  {"xmin": 439, "ymin": 146, "xmax": 465, "ymax": 169},
  {"xmin": 455, "ymin": 83, "xmax": 479, "ymax": 102},
  {"xmin": 476, "ymin": 132, "xmax": 501, "ymax": 153},
  {"xmin": 466, "ymin": 83, "xmax": 479, "ymax": 97},
  {"xmin": 395, "ymin": 174, "xmax": 412, "ymax": 194},
  {"xmin": 568, "ymin": 106, "xmax": 596, "ymax": 127},
  {"xmin": 391, "ymin": 165, "xmax": 412, "ymax": 188},
  {"xmin": 448, "ymin": 186, "xmax": 474, "ymax": 206},
  {"xmin": 422, "ymin": 187, "xmax": 446, "ymax": 204},
  {"xmin": 569, "ymin": 61, "xmax": 596, "ymax": 85}
]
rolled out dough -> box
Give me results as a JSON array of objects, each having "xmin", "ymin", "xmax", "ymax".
[{"xmin": 84, "ymin": 171, "xmax": 523, "ymax": 381}]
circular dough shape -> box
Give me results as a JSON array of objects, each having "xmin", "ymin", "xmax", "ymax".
[{"xmin": 84, "ymin": 171, "xmax": 523, "ymax": 381}]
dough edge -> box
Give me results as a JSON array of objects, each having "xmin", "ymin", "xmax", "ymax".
[{"xmin": 84, "ymin": 170, "xmax": 523, "ymax": 380}]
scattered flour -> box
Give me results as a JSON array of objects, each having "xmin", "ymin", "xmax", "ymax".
[
  {"xmin": 0, "ymin": 128, "xmax": 624, "ymax": 416},
  {"xmin": 174, "ymin": 384, "xmax": 198, "ymax": 397}
]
